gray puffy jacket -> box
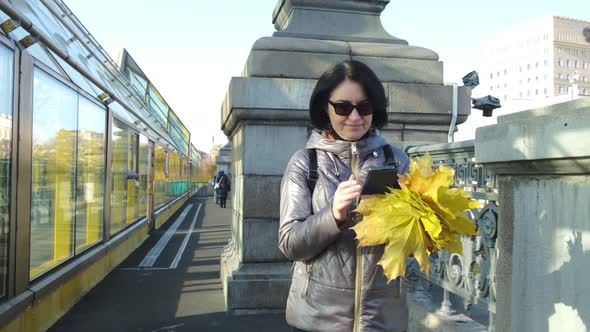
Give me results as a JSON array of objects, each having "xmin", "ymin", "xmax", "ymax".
[{"xmin": 279, "ymin": 129, "xmax": 410, "ymax": 332}]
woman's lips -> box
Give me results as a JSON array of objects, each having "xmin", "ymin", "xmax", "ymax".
[{"xmin": 346, "ymin": 124, "xmax": 363, "ymax": 129}]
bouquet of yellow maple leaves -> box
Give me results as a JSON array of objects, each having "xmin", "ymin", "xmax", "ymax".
[{"xmin": 351, "ymin": 153, "xmax": 479, "ymax": 282}]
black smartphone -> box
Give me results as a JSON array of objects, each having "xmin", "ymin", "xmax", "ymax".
[{"xmin": 361, "ymin": 166, "xmax": 400, "ymax": 195}]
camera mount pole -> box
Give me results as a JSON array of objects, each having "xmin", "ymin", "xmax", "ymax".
[{"xmin": 447, "ymin": 83, "xmax": 458, "ymax": 143}]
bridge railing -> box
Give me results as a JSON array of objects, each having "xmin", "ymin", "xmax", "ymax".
[{"xmin": 406, "ymin": 140, "xmax": 498, "ymax": 332}]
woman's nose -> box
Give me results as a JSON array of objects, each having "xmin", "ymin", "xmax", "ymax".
[{"xmin": 348, "ymin": 109, "xmax": 361, "ymax": 120}]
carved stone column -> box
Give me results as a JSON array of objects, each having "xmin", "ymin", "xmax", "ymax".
[{"xmin": 220, "ymin": 0, "xmax": 473, "ymax": 313}]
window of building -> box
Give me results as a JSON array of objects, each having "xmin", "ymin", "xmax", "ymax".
[
  {"xmin": 0, "ymin": 43, "xmax": 14, "ymax": 296},
  {"xmin": 544, "ymin": 88, "xmax": 548, "ymax": 95},
  {"xmin": 496, "ymin": 71, "xmax": 500, "ymax": 77},
  {"xmin": 583, "ymin": 62, "xmax": 588, "ymax": 69},
  {"xmin": 490, "ymin": 86, "xmax": 493, "ymax": 91},
  {"xmin": 583, "ymin": 88, "xmax": 587, "ymax": 95},
  {"xmin": 528, "ymin": 78, "xmax": 531, "ymax": 83},
  {"xmin": 535, "ymin": 62, "xmax": 539, "ymax": 68},
  {"xmin": 558, "ymin": 58, "xmax": 563, "ymax": 66},
  {"xmin": 154, "ymin": 144, "xmax": 167, "ymax": 207},
  {"xmin": 126, "ymin": 132, "xmax": 139, "ymax": 224},
  {"xmin": 536, "ymin": 76, "xmax": 539, "ymax": 81},
  {"xmin": 75, "ymin": 97, "xmax": 106, "ymax": 253},
  {"xmin": 544, "ymin": 59, "xmax": 548, "ymax": 66},
  {"xmin": 558, "ymin": 73, "xmax": 563, "ymax": 80},
  {"xmin": 504, "ymin": 69, "xmax": 508, "ymax": 75},
  {"xmin": 558, "ymin": 47, "xmax": 562, "ymax": 53},
  {"xmin": 147, "ymin": 85, "xmax": 168, "ymax": 127},
  {"xmin": 583, "ymin": 76, "xmax": 587, "ymax": 82},
  {"xmin": 519, "ymin": 92, "xmax": 523, "ymax": 98},
  {"xmin": 575, "ymin": 60, "xmax": 578, "ymax": 68},
  {"xmin": 110, "ymin": 120, "xmax": 143, "ymax": 235},
  {"xmin": 527, "ymin": 90, "xmax": 531, "ymax": 97},
  {"xmin": 535, "ymin": 89, "xmax": 539, "ymax": 95},
  {"xmin": 138, "ymin": 135, "xmax": 149, "ymax": 218},
  {"xmin": 30, "ymin": 69, "xmax": 79, "ymax": 279},
  {"xmin": 527, "ymin": 64, "xmax": 531, "ymax": 70},
  {"xmin": 490, "ymin": 73, "xmax": 493, "ymax": 79},
  {"xmin": 519, "ymin": 66, "xmax": 523, "ymax": 72},
  {"xmin": 110, "ymin": 119, "xmax": 127, "ymax": 235},
  {"xmin": 566, "ymin": 59, "xmax": 570, "ymax": 67},
  {"xmin": 567, "ymin": 74, "xmax": 571, "ymax": 81}
]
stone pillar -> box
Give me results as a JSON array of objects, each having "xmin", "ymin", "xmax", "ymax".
[
  {"xmin": 475, "ymin": 99, "xmax": 590, "ymax": 332},
  {"xmin": 220, "ymin": 0, "xmax": 473, "ymax": 313},
  {"xmin": 215, "ymin": 143, "xmax": 232, "ymax": 176}
]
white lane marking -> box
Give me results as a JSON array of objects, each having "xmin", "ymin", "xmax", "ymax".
[
  {"xmin": 138, "ymin": 204, "xmax": 193, "ymax": 267},
  {"xmin": 119, "ymin": 267, "xmax": 171, "ymax": 271},
  {"xmin": 169, "ymin": 203, "xmax": 202, "ymax": 269}
]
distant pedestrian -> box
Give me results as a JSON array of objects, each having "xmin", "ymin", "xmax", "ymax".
[
  {"xmin": 215, "ymin": 170, "xmax": 230, "ymax": 208},
  {"xmin": 212, "ymin": 173, "xmax": 220, "ymax": 204}
]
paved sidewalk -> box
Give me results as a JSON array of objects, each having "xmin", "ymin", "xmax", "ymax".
[{"xmin": 49, "ymin": 196, "xmax": 291, "ymax": 332}]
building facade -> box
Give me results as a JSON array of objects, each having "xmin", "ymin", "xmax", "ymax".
[
  {"xmin": 456, "ymin": 16, "xmax": 590, "ymax": 141},
  {"xmin": 482, "ymin": 16, "xmax": 590, "ymax": 111}
]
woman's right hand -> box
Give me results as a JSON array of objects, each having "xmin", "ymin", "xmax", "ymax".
[{"xmin": 332, "ymin": 174, "xmax": 362, "ymax": 224}]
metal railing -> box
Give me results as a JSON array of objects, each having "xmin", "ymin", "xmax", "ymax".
[{"xmin": 406, "ymin": 140, "xmax": 498, "ymax": 332}]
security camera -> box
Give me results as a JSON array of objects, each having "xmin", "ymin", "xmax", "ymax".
[
  {"xmin": 462, "ymin": 71, "xmax": 480, "ymax": 87},
  {"xmin": 472, "ymin": 95, "xmax": 501, "ymax": 117}
]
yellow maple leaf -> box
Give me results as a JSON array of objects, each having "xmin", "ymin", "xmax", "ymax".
[
  {"xmin": 354, "ymin": 188, "xmax": 439, "ymax": 280},
  {"xmin": 352, "ymin": 153, "xmax": 478, "ymax": 282}
]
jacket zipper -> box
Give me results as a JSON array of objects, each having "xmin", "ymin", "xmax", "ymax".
[{"xmin": 351, "ymin": 142, "xmax": 362, "ymax": 332}]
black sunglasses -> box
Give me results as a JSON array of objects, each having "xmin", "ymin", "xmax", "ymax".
[{"xmin": 328, "ymin": 100, "xmax": 373, "ymax": 116}]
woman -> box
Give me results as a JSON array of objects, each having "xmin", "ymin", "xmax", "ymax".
[
  {"xmin": 215, "ymin": 170, "xmax": 230, "ymax": 208},
  {"xmin": 279, "ymin": 60, "xmax": 410, "ymax": 332}
]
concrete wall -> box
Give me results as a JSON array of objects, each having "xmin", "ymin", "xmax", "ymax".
[{"xmin": 476, "ymin": 98, "xmax": 590, "ymax": 331}]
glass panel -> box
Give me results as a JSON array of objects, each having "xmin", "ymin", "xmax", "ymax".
[
  {"xmin": 129, "ymin": 70, "xmax": 148, "ymax": 97},
  {"xmin": 137, "ymin": 135, "xmax": 149, "ymax": 219},
  {"xmin": 168, "ymin": 110, "xmax": 189, "ymax": 143},
  {"xmin": 108, "ymin": 102, "xmax": 135, "ymax": 126},
  {"xmin": 0, "ymin": 44, "xmax": 14, "ymax": 296},
  {"xmin": 154, "ymin": 144, "xmax": 167, "ymax": 208},
  {"xmin": 169, "ymin": 125, "xmax": 188, "ymax": 156},
  {"xmin": 110, "ymin": 119, "xmax": 127, "ymax": 235},
  {"xmin": 49, "ymin": 49, "xmax": 102, "ymax": 98},
  {"xmin": 30, "ymin": 68, "xmax": 78, "ymax": 279},
  {"xmin": 126, "ymin": 132, "xmax": 138, "ymax": 224},
  {"xmin": 27, "ymin": 44, "xmax": 65, "ymax": 75},
  {"xmin": 75, "ymin": 97, "xmax": 105, "ymax": 253},
  {"xmin": 148, "ymin": 85, "xmax": 168, "ymax": 125},
  {"xmin": 167, "ymin": 151, "xmax": 185, "ymax": 199}
]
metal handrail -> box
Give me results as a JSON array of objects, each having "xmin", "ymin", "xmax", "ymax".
[{"xmin": 406, "ymin": 141, "xmax": 498, "ymax": 331}]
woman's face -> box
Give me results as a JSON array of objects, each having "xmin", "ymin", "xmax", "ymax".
[{"xmin": 326, "ymin": 79, "xmax": 373, "ymax": 141}]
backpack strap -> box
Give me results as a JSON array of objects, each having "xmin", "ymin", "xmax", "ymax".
[
  {"xmin": 306, "ymin": 148, "xmax": 318, "ymax": 194},
  {"xmin": 382, "ymin": 145, "xmax": 399, "ymax": 170}
]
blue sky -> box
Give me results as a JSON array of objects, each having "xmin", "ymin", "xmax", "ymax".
[{"xmin": 66, "ymin": 0, "xmax": 590, "ymax": 152}]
